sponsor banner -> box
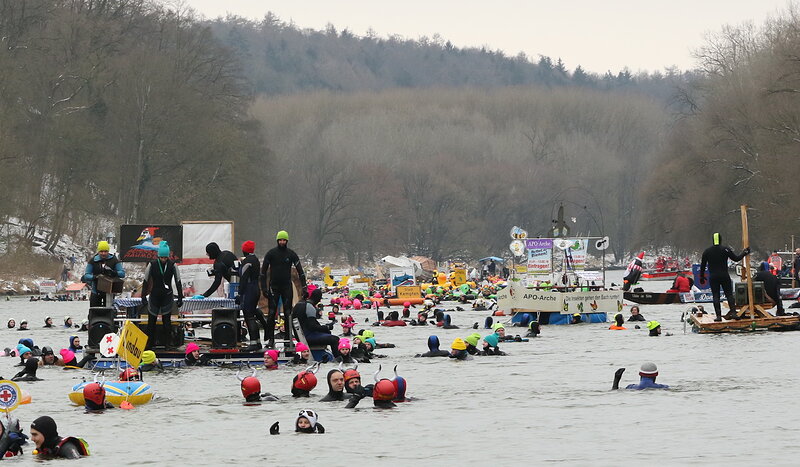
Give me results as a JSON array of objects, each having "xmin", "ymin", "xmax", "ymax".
[
  {"xmin": 527, "ymin": 248, "xmax": 552, "ymax": 275},
  {"xmin": 561, "ymin": 290, "xmax": 623, "ymax": 315},
  {"xmin": 566, "ymin": 238, "xmax": 589, "ymax": 270},
  {"xmin": 119, "ymin": 225, "xmax": 183, "ymax": 263},
  {"xmin": 525, "ymin": 238, "xmax": 553, "ymax": 250},
  {"xmin": 576, "ymin": 270, "xmax": 603, "ymax": 283}
]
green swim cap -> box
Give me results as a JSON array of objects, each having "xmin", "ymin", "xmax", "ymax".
[
  {"xmin": 491, "ymin": 322, "xmax": 505, "ymax": 331},
  {"xmin": 647, "ymin": 320, "xmax": 661, "ymax": 330},
  {"xmin": 713, "ymin": 232, "xmax": 720, "ymax": 245},
  {"xmin": 276, "ymin": 230, "xmax": 289, "ymax": 241},
  {"xmin": 361, "ymin": 330, "xmax": 375, "ymax": 339},
  {"xmin": 465, "ymin": 333, "xmax": 481, "ymax": 347}
]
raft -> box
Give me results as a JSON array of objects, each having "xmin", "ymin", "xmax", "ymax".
[
  {"xmin": 69, "ymin": 381, "xmax": 154, "ymax": 406},
  {"xmin": 689, "ymin": 312, "xmax": 800, "ymax": 333},
  {"xmin": 381, "ymin": 320, "xmax": 407, "ymax": 327}
]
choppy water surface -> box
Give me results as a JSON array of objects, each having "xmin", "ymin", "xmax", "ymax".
[{"xmin": 1, "ymin": 272, "xmax": 798, "ymax": 465}]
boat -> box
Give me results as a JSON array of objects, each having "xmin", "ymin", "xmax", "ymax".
[
  {"xmin": 623, "ymin": 291, "xmax": 680, "ymax": 305},
  {"xmin": 639, "ymin": 269, "xmax": 692, "ymax": 281},
  {"xmin": 69, "ymin": 380, "xmax": 154, "ymax": 406}
]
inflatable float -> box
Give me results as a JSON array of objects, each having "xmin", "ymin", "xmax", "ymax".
[
  {"xmin": 69, "ymin": 380, "xmax": 154, "ymax": 407},
  {"xmin": 383, "ymin": 298, "xmax": 424, "ymax": 306}
]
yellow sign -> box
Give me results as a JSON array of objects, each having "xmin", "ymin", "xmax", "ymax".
[
  {"xmin": 452, "ymin": 268, "xmax": 467, "ymax": 286},
  {"xmin": 515, "ymin": 265, "xmax": 527, "ymax": 274},
  {"xmin": 396, "ymin": 285, "xmax": 422, "ymax": 299},
  {"xmin": 119, "ymin": 321, "xmax": 148, "ymax": 368}
]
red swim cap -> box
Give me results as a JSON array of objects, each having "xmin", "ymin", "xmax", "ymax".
[
  {"xmin": 242, "ymin": 241, "xmax": 256, "ymax": 254},
  {"xmin": 293, "ymin": 371, "xmax": 318, "ymax": 391},
  {"xmin": 343, "ymin": 368, "xmax": 360, "ymax": 383},
  {"xmin": 119, "ymin": 368, "xmax": 140, "ymax": 381},
  {"xmin": 373, "ymin": 379, "xmax": 397, "ymax": 401},
  {"xmin": 241, "ymin": 376, "xmax": 261, "ymax": 399},
  {"xmin": 83, "ymin": 383, "xmax": 106, "ymax": 406}
]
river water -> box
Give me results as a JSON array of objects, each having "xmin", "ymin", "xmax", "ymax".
[{"xmin": 1, "ymin": 270, "xmax": 798, "ymax": 465}]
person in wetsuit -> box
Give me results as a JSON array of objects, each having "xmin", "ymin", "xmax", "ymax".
[
  {"xmin": 237, "ymin": 241, "xmax": 269, "ymax": 349},
  {"xmin": 30, "ymin": 416, "xmax": 89, "ymax": 459},
  {"xmin": 198, "ymin": 242, "xmax": 237, "ymax": 298},
  {"xmin": 319, "ymin": 369, "xmax": 349, "ymax": 401},
  {"xmin": 82, "ymin": 240, "xmax": 125, "ymax": 307},
  {"xmin": 260, "ymin": 230, "xmax": 307, "ymax": 348},
  {"xmin": 755, "ymin": 261, "xmax": 785, "ymax": 315},
  {"xmin": 612, "ymin": 362, "xmax": 669, "ymax": 390},
  {"xmin": 141, "ymin": 242, "xmax": 182, "ymax": 349},
  {"xmin": 700, "ymin": 232, "xmax": 749, "ymax": 321},
  {"xmin": 292, "ymin": 289, "xmax": 340, "ymax": 359},
  {"xmin": 0, "ymin": 415, "xmax": 27, "ymax": 458},
  {"xmin": 415, "ymin": 335, "xmax": 449, "ymax": 357}
]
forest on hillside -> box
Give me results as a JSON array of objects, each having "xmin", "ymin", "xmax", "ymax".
[{"xmin": 1, "ymin": 0, "xmax": 798, "ymax": 269}]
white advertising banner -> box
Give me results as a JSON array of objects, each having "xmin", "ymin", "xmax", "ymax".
[{"xmin": 180, "ymin": 221, "xmax": 234, "ymax": 297}]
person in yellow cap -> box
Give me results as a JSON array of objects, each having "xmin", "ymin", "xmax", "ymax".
[
  {"xmin": 449, "ymin": 338, "xmax": 471, "ymax": 360},
  {"xmin": 647, "ymin": 320, "xmax": 662, "ymax": 336},
  {"xmin": 139, "ymin": 350, "xmax": 162, "ymax": 372},
  {"xmin": 699, "ymin": 232, "xmax": 750, "ymax": 322},
  {"xmin": 259, "ymin": 230, "xmax": 307, "ymax": 349},
  {"xmin": 82, "ymin": 240, "xmax": 125, "ymax": 307},
  {"xmin": 570, "ymin": 313, "xmax": 583, "ymax": 324}
]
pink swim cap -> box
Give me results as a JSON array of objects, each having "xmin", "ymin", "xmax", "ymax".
[
  {"xmin": 185, "ymin": 342, "xmax": 200, "ymax": 355},
  {"xmin": 60, "ymin": 348, "xmax": 75, "ymax": 363},
  {"xmin": 264, "ymin": 349, "xmax": 279, "ymax": 362},
  {"xmin": 338, "ymin": 338, "xmax": 351, "ymax": 350},
  {"xmin": 295, "ymin": 342, "xmax": 309, "ymax": 352}
]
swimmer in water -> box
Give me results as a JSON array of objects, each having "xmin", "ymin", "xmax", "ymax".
[
  {"xmin": 647, "ymin": 320, "xmax": 662, "ymax": 336},
  {"xmin": 526, "ymin": 320, "xmax": 541, "ymax": 337},
  {"xmin": 12, "ymin": 356, "xmax": 41, "ymax": 381},
  {"xmin": 291, "ymin": 342, "xmax": 311, "ymax": 365},
  {"xmin": 184, "ymin": 342, "xmax": 210, "ymax": 366},
  {"xmin": 291, "ymin": 363, "xmax": 320, "ymax": 398},
  {"xmin": 269, "ymin": 410, "xmax": 325, "ymax": 434},
  {"xmin": 415, "ymin": 335, "xmax": 450, "ymax": 357},
  {"xmin": 82, "ymin": 383, "xmax": 114, "ymax": 413},
  {"xmin": 345, "ymin": 365, "xmax": 396, "ymax": 408},
  {"xmin": 481, "ymin": 333, "xmax": 506, "ymax": 356},
  {"xmin": 464, "ymin": 333, "xmax": 482, "ymax": 355},
  {"xmin": 334, "ymin": 339, "xmax": 356, "ymax": 364},
  {"xmin": 263, "ymin": 349, "xmax": 279, "ymax": 370},
  {"xmin": 319, "ymin": 368, "xmax": 349, "ymax": 401},
  {"xmin": 30, "ymin": 416, "xmax": 89, "ymax": 459},
  {"xmin": 628, "ymin": 305, "xmax": 646, "ymax": 322},
  {"xmin": 612, "ymin": 363, "xmax": 669, "ymax": 390},
  {"xmin": 609, "ymin": 314, "xmax": 627, "ymax": 330},
  {"xmin": 139, "ymin": 350, "xmax": 163, "ymax": 372},
  {"xmin": 238, "ymin": 367, "xmax": 279, "ymax": 402},
  {"xmin": 343, "ymin": 366, "xmax": 362, "ymax": 394},
  {"xmin": 449, "ymin": 338, "xmax": 471, "ymax": 360},
  {"xmin": 0, "ymin": 415, "xmax": 27, "ymax": 458}
]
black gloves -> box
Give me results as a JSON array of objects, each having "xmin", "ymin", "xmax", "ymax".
[{"xmin": 269, "ymin": 421, "xmax": 280, "ymax": 435}]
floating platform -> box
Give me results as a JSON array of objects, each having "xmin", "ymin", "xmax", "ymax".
[{"xmin": 689, "ymin": 312, "xmax": 800, "ymax": 333}]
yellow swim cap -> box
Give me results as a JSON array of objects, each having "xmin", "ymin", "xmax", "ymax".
[
  {"xmin": 647, "ymin": 320, "xmax": 661, "ymax": 330},
  {"xmin": 97, "ymin": 241, "xmax": 110, "ymax": 252},
  {"xmin": 141, "ymin": 350, "xmax": 156, "ymax": 365},
  {"xmin": 451, "ymin": 338, "xmax": 467, "ymax": 351}
]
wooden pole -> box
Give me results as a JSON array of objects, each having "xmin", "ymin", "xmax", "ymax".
[{"xmin": 741, "ymin": 205, "xmax": 755, "ymax": 320}]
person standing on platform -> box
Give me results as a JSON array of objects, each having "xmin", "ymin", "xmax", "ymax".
[
  {"xmin": 195, "ymin": 242, "xmax": 237, "ymax": 298},
  {"xmin": 794, "ymin": 248, "xmax": 800, "ymax": 284},
  {"xmin": 142, "ymin": 242, "xmax": 182, "ymax": 349},
  {"xmin": 699, "ymin": 232, "xmax": 750, "ymax": 322},
  {"xmin": 82, "ymin": 241, "xmax": 125, "ymax": 307},
  {"xmin": 238, "ymin": 240, "xmax": 269, "ymax": 350},
  {"xmin": 260, "ymin": 231, "xmax": 307, "ymax": 349}
]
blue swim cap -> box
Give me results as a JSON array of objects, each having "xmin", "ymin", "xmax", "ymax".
[
  {"xmin": 483, "ymin": 333, "xmax": 499, "ymax": 348},
  {"xmin": 158, "ymin": 241, "xmax": 170, "ymax": 258},
  {"xmin": 427, "ymin": 335, "xmax": 440, "ymax": 352}
]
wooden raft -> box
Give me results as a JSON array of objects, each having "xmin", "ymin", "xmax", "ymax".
[{"xmin": 689, "ymin": 312, "xmax": 800, "ymax": 333}]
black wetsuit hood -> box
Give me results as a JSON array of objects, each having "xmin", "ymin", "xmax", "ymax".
[
  {"xmin": 206, "ymin": 242, "xmax": 221, "ymax": 260},
  {"xmin": 319, "ymin": 369, "xmax": 347, "ymax": 401}
]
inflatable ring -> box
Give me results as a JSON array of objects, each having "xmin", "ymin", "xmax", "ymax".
[
  {"xmin": 492, "ymin": 311, "xmax": 505, "ymax": 316},
  {"xmin": 69, "ymin": 381, "xmax": 154, "ymax": 407}
]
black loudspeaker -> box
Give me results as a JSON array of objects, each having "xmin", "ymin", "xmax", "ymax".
[
  {"xmin": 212, "ymin": 308, "xmax": 238, "ymax": 349},
  {"xmin": 88, "ymin": 307, "xmax": 117, "ymax": 348}
]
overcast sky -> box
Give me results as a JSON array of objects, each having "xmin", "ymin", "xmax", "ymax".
[{"xmin": 176, "ymin": 0, "xmax": 791, "ymax": 74}]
